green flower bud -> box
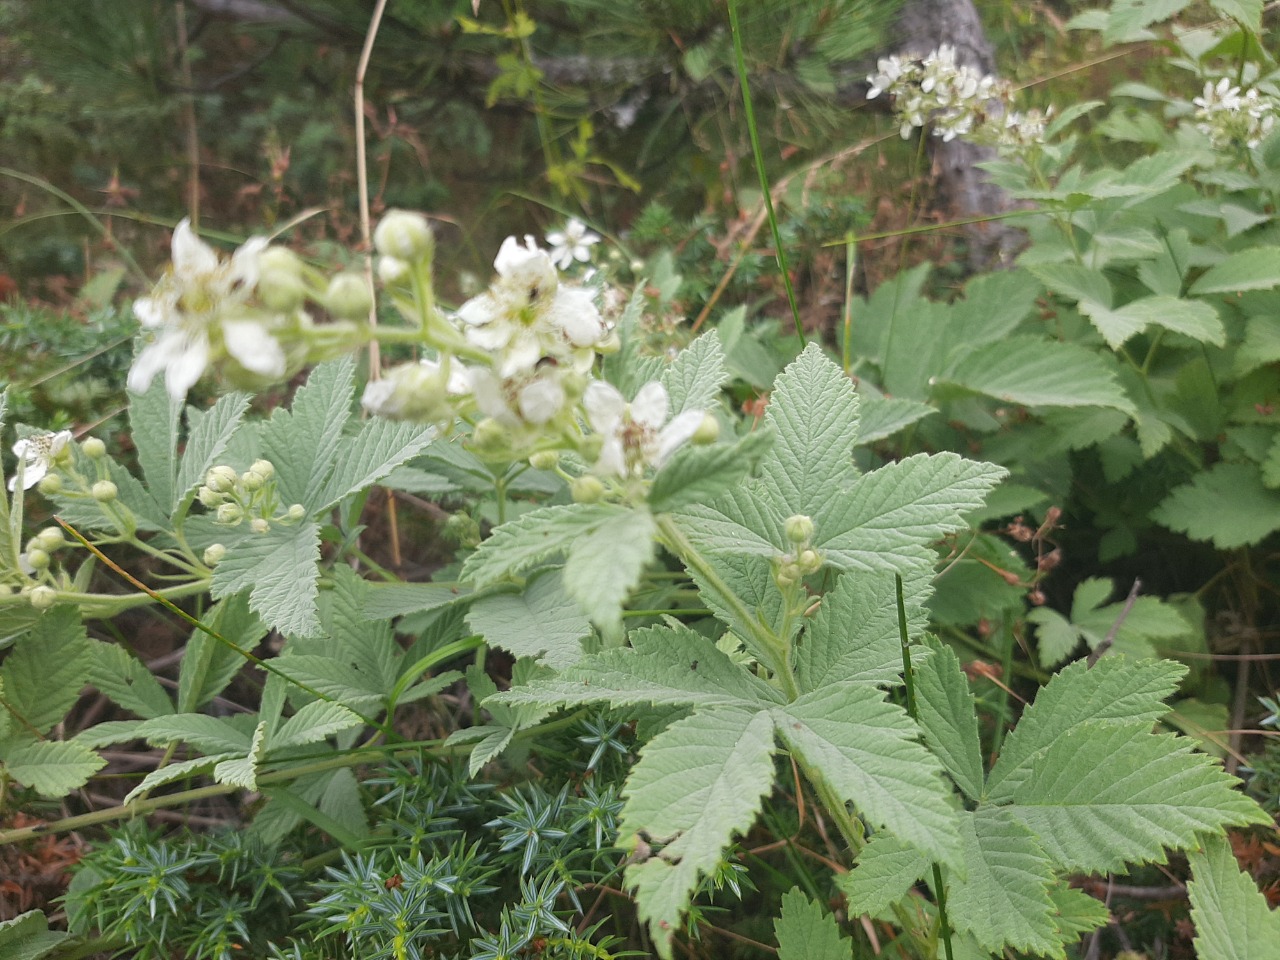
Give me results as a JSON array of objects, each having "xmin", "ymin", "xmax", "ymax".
[
  {"xmin": 81, "ymin": 436, "xmax": 107, "ymax": 459},
  {"xmin": 596, "ymin": 332, "xmax": 622, "ymax": 355},
  {"xmin": 579, "ymin": 434, "xmax": 604, "ymax": 463},
  {"xmin": 241, "ymin": 471, "xmax": 264, "ymax": 492},
  {"xmin": 571, "ymin": 475, "xmax": 606, "ymax": 504},
  {"xmin": 443, "ymin": 512, "xmax": 481, "ymax": 548},
  {"xmin": 203, "ymin": 543, "xmax": 227, "ymax": 566},
  {"xmin": 325, "ymin": 273, "xmax": 373, "ymax": 319},
  {"xmin": 0, "ymin": 584, "xmax": 13, "ymax": 596},
  {"xmin": 24, "ymin": 548, "xmax": 50, "ymax": 570},
  {"xmin": 216, "ymin": 503, "xmax": 244, "ymax": 525},
  {"xmin": 784, "ymin": 514, "xmax": 815, "ymax": 545},
  {"xmin": 257, "ymin": 247, "xmax": 307, "ymax": 311},
  {"xmin": 37, "ymin": 474, "xmax": 63, "ymax": 495},
  {"xmin": 36, "ymin": 528, "xmax": 66, "ymax": 552},
  {"xmin": 198, "ymin": 485, "xmax": 225, "ymax": 508},
  {"xmin": 249, "ymin": 459, "xmax": 275, "ymax": 480},
  {"xmin": 286, "ymin": 504, "xmax": 306, "ymax": 521},
  {"xmin": 797, "ymin": 549, "xmax": 822, "ymax": 574},
  {"xmin": 374, "ymin": 210, "xmax": 434, "ymax": 261},
  {"xmin": 469, "ymin": 418, "xmax": 509, "ymax": 456},
  {"xmin": 378, "ymin": 256, "xmax": 409, "ymax": 285},
  {"xmin": 250, "ymin": 517, "xmax": 270, "ymax": 534},
  {"xmin": 692, "ymin": 413, "xmax": 720, "ymax": 445},
  {"xmin": 528, "ymin": 450, "xmax": 560, "ymax": 471},
  {"xmin": 29, "ymin": 585, "xmax": 57, "ymax": 610},
  {"xmin": 206, "ymin": 465, "xmax": 238, "ymax": 493},
  {"xmin": 92, "ymin": 480, "xmax": 118, "ymax": 502}
]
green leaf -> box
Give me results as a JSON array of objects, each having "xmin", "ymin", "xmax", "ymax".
[
  {"xmin": 173, "ymin": 393, "xmax": 251, "ymax": 508},
  {"xmin": 364, "ymin": 581, "xmax": 467, "ymax": 619},
  {"xmin": 178, "ymin": 593, "xmax": 265, "ymax": 712},
  {"xmin": 795, "ymin": 570, "xmax": 928, "ymax": 692},
  {"xmin": 53, "ymin": 455, "xmax": 168, "ymax": 532},
  {"xmin": 760, "ymin": 343, "xmax": 861, "ymax": 516},
  {"xmin": 86, "ymin": 640, "xmax": 173, "ymax": 719},
  {"xmin": 1190, "ymin": 247, "xmax": 1280, "ymax": 295},
  {"xmin": 1104, "ymin": 0, "xmax": 1193, "ymax": 43},
  {"xmin": 1, "ymin": 737, "xmax": 106, "ymax": 798},
  {"xmin": 947, "ymin": 809, "xmax": 1061, "ymax": 958},
  {"xmin": 622, "ymin": 708, "xmax": 776, "ymax": 957},
  {"xmin": 1120, "ymin": 296, "xmax": 1225, "ymax": 345},
  {"xmin": 461, "ymin": 502, "xmax": 622, "ymax": 588},
  {"xmin": 1027, "ymin": 607, "xmax": 1081, "ymax": 668},
  {"xmin": 135, "ymin": 713, "xmax": 254, "ymax": 754},
  {"xmin": 210, "ymin": 521, "xmax": 322, "ymax": 636},
  {"xmin": 818, "ymin": 453, "xmax": 1008, "ymax": 577},
  {"xmin": 684, "ymin": 551, "xmax": 786, "ymax": 656},
  {"xmin": 213, "ymin": 719, "xmax": 267, "ymax": 790},
  {"xmin": 774, "ymin": 888, "xmax": 853, "ymax": 960},
  {"xmin": 0, "ymin": 910, "xmax": 70, "ymax": 960},
  {"xmin": 855, "ymin": 396, "xmax": 937, "ymax": 445},
  {"xmin": 1154, "ymin": 463, "xmax": 1280, "ymax": 549},
  {"xmin": 129, "ymin": 379, "xmax": 183, "ymax": 512},
  {"xmin": 986, "ymin": 656, "xmax": 1187, "ymax": 801},
  {"xmin": 466, "ymin": 568, "xmax": 592, "ymax": 669},
  {"xmin": 311, "ymin": 416, "xmax": 437, "ymax": 512},
  {"xmin": 945, "ymin": 268, "xmax": 1042, "ymax": 350},
  {"xmin": 259, "ymin": 358, "xmax": 355, "ymax": 509},
  {"xmin": 320, "ymin": 565, "xmax": 400, "ymax": 694},
  {"xmin": 1029, "ymin": 262, "xmax": 1112, "ymax": 310},
  {"xmin": 1003, "ymin": 722, "xmax": 1270, "ymax": 873},
  {"xmin": 1209, "ymin": 0, "xmax": 1263, "ymax": 32},
  {"xmin": 1047, "ymin": 883, "xmax": 1110, "ymax": 940},
  {"xmin": 269, "ymin": 700, "xmax": 362, "ymax": 751},
  {"xmin": 1188, "ymin": 834, "xmax": 1280, "ymax": 960},
  {"xmin": 660, "ymin": 329, "xmax": 727, "ymax": 415},
  {"xmin": 0, "ymin": 678, "xmax": 9, "ymax": 741},
  {"xmin": 271, "ymin": 655, "xmax": 386, "ymax": 712},
  {"xmin": 837, "ymin": 834, "xmax": 929, "ymax": 917},
  {"xmin": 1236, "ymin": 316, "xmax": 1280, "ymax": 377},
  {"xmin": 454, "ymin": 661, "xmax": 553, "ymax": 775},
  {"xmin": 773, "ymin": 682, "xmax": 961, "ymax": 867},
  {"xmin": 488, "ymin": 621, "xmax": 782, "ymax": 711},
  {"xmin": 563, "ymin": 506, "xmax": 656, "ymax": 632},
  {"xmin": 0, "ymin": 606, "xmax": 90, "ymax": 734},
  {"xmin": 648, "ymin": 427, "xmax": 774, "ymax": 513},
  {"xmin": 946, "ymin": 336, "xmax": 1136, "ymax": 414},
  {"xmin": 122, "ymin": 754, "xmax": 234, "ymax": 804},
  {"xmin": 913, "ymin": 637, "xmax": 984, "ymax": 802}
]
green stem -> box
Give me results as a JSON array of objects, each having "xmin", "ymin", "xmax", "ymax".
[
  {"xmin": 842, "ymin": 233, "xmax": 856, "ymax": 375},
  {"xmin": 726, "ymin": 0, "xmax": 803, "ymax": 344}
]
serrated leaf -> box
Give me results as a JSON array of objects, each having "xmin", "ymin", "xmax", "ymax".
[
  {"xmin": 837, "ymin": 834, "xmax": 928, "ymax": 917},
  {"xmin": 773, "ymin": 682, "xmax": 961, "ymax": 867},
  {"xmin": 0, "ymin": 910, "xmax": 70, "ymax": 960},
  {"xmin": 914, "ymin": 637, "xmax": 984, "ymax": 801},
  {"xmin": 321, "ymin": 565, "xmax": 400, "ymax": 693},
  {"xmin": 259, "ymin": 358, "xmax": 355, "ymax": 509},
  {"xmin": 1029, "ymin": 262, "xmax": 1112, "ymax": 309},
  {"xmin": 53, "ymin": 454, "xmax": 167, "ymax": 532},
  {"xmin": 129, "ymin": 379, "xmax": 183, "ymax": 511},
  {"xmin": 488, "ymin": 622, "xmax": 782, "ymax": 711},
  {"xmin": 364, "ymin": 581, "xmax": 467, "ymax": 619},
  {"xmin": 74, "ymin": 720, "xmax": 144, "ymax": 749},
  {"xmin": 466, "ymin": 568, "xmax": 592, "ymax": 669},
  {"xmin": 1114, "ymin": 296, "xmax": 1225, "ymax": 345},
  {"xmin": 795, "ymin": 570, "xmax": 928, "ymax": 692},
  {"xmin": 987, "ymin": 657, "xmax": 1187, "ymax": 801},
  {"xmin": 563, "ymin": 506, "xmax": 656, "ymax": 632},
  {"xmin": 122, "ymin": 753, "xmax": 234, "ymax": 804},
  {"xmin": 1209, "ymin": 0, "xmax": 1263, "ymax": 32},
  {"xmin": 210, "ymin": 521, "xmax": 322, "ymax": 636},
  {"xmin": 1154, "ymin": 463, "xmax": 1280, "ymax": 548},
  {"xmin": 760, "ymin": 343, "xmax": 861, "ymax": 515},
  {"xmin": 1190, "ymin": 247, "xmax": 1280, "ymax": 295},
  {"xmin": 622, "ymin": 708, "xmax": 776, "ymax": 957},
  {"xmin": 946, "ymin": 336, "xmax": 1136, "ymax": 413},
  {"xmin": 213, "ymin": 719, "xmax": 267, "ymax": 790},
  {"xmin": 173, "ymin": 393, "xmax": 251, "ymax": 508},
  {"xmin": 856, "ymin": 396, "xmax": 937, "ymax": 445},
  {"xmin": 271, "ymin": 655, "xmax": 386, "ymax": 712},
  {"xmin": 684, "ymin": 551, "xmax": 786, "ymax": 658},
  {"xmin": 0, "ymin": 678, "xmax": 9, "ymax": 741},
  {"xmin": 775, "ymin": 888, "xmax": 853, "ymax": 960},
  {"xmin": 1103, "ymin": 0, "xmax": 1192, "ymax": 43},
  {"xmin": 947, "ymin": 809, "xmax": 1061, "ymax": 958},
  {"xmin": 178, "ymin": 593, "xmax": 265, "ymax": 712},
  {"xmin": 648, "ymin": 427, "xmax": 774, "ymax": 513},
  {"xmin": 270, "ymin": 700, "xmax": 362, "ymax": 751},
  {"xmin": 1027, "ymin": 607, "xmax": 1081, "ymax": 668},
  {"xmin": 1047, "ymin": 883, "xmax": 1110, "ymax": 940},
  {"xmin": 461, "ymin": 502, "xmax": 621, "ymax": 588},
  {"xmin": 817, "ymin": 453, "xmax": 1007, "ymax": 576},
  {"xmin": 0, "ymin": 606, "xmax": 89, "ymax": 734},
  {"xmin": 1236, "ymin": 316, "xmax": 1280, "ymax": 376},
  {"xmin": 1003, "ymin": 722, "xmax": 1270, "ymax": 873},
  {"xmin": 455, "ymin": 662, "xmax": 553, "ymax": 775},
  {"xmin": 311, "ymin": 416, "xmax": 437, "ymax": 511},
  {"xmin": 86, "ymin": 640, "xmax": 173, "ymax": 719},
  {"xmin": 660, "ymin": 329, "xmax": 727, "ymax": 415},
  {"xmin": 945, "ymin": 268, "xmax": 1042, "ymax": 350},
  {"xmin": 1, "ymin": 737, "xmax": 106, "ymax": 798},
  {"xmin": 1188, "ymin": 834, "xmax": 1280, "ymax": 960},
  {"xmin": 135, "ymin": 713, "xmax": 254, "ymax": 754}
]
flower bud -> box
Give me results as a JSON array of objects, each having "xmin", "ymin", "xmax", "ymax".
[
  {"xmin": 784, "ymin": 514, "xmax": 815, "ymax": 545},
  {"xmin": 24, "ymin": 548, "xmax": 50, "ymax": 570},
  {"xmin": 528, "ymin": 450, "xmax": 560, "ymax": 471},
  {"xmin": 374, "ymin": 210, "xmax": 434, "ymax": 261},
  {"xmin": 286, "ymin": 504, "xmax": 306, "ymax": 521},
  {"xmin": 797, "ymin": 549, "xmax": 822, "ymax": 574},
  {"xmin": 92, "ymin": 480, "xmax": 118, "ymax": 502},
  {"xmin": 37, "ymin": 474, "xmax": 63, "ymax": 495},
  {"xmin": 0, "ymin": 584, "xmax": 13, "ymax": 596},
  {"xmin": 257, "ymin": 247, "xmax": 307, "ymax": 311},
  {"xmin": 596, "ymin": 331, "xmax": 622, "ymax": 355},
  {"xmin": 29, "ymin": 585, "xmax": 57, "ymax": 610},
  {"xmin": 249, "ymin": 459, "xmax": 275, "ymax": 480},
  {"xmin": 325, "ymin": 273, "xmax": 373, "ymax": 319},
  {"xmin": 206, "ymin": 465, "xmax": 239, "ymax": 493},
  {"xmin": 469, "ymin": 418, "xmax": 509, "ymax": 456},
  {"xmin": 692, "ymin": 413, "xmax": 720, "ymax": 445},
  {"xmin": 241, "ymin": 471, "xmax": 264, "ymax": 492},
  {"xmin": 250, "ymin": 517, "xmax": 270, "ymax": 534},
  {"xmin": 216, "ymin": 503, "xmax": 244, "ymax": 525},
  {"xmin": 198, "ymin": 485, "xmax": 225, "ymax": 508},
  {"xmin": 81, "ymin": 437, "xmax": 107, "ymax": 459},
  {"xmin": 378, "ymin": 256, "xmax": 409, "ymax": 285},
  {"xmin": 443, "ymin": 512, "xmax": 481, "ymax": 548},
  {"xmin": 571, "ymin": 475, "xmax": 606, "ymax": 504},
  {"xmin": 203, "ymin": 543, "xmax": 227, "ymax": 566},
  {"xmin": 36, "ymin": 528, "xmax": 65, "ymax": 551}
]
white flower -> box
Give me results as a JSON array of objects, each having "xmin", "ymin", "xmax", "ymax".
[
  {"xmin": 545, "ymin": 219, "xmax": 600, "ymax": 270},
  {"xmin": 469, "ymin": 367, "xmax": 568, "ymax": 427},
  {"xmin": 457, "ymin": 235, "xmax": 607, "ymax": 378},
  {"xmin": 361, "ymin": 357, "xmax": 470, "ymax": 421},
  {"xmin": 583, "ymin": 380, "xmax": 704, "ymax": 479},
  {"xmin": 1193, "ymin": 77, "xmax": 1277, "ymax": 149},
  {"xmin": 8, "ymin": 430, "xmax": 72, "ymax": 492},
  {"xmin": 129, "ymin": 219, "xmax": 286, "ymax": 399}
]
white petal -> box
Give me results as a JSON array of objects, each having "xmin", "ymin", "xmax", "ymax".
[
  {"xmin": 499, "ymin": 332, "xmax": 542, "ymax": 378},
  {"xmin": 171, "ymin": 218, "xmax": 218, "ymax": 277},
  {"xmin": 631, "ymin": 382, "xmax": 669, "ymax": 428},
  {"xmin": 133, "ymin": 297, "xmax": 167, "ymax": 328},
  {"xmin": 657, "ymin": 410, "xmax": 706, "ymax": 466},
  {"xmin": 548, "ymin": 288, "xmax": 604, "ymax": 346},
  {"xmin": 361, "ymin": 378, "xmax": 399, "ymax": 416},
  {"xmin": 594, "ymin": 437, "xmax": 627, "ymax": 478},
  {"xmin": 584, "ymin": 381, "xmax": 626, "ymax": 433},
  {"xmin": 223, "ymin": 320, "xmax": 286, "ymax": 376},
  {"xmin": 12, "ymin": 438, "xmax": 31, "ymax": 459},
  {"xmin": 50, "ymin": 431, "xmax": 72, "ymax": 456},
  {"xmin": 128, "ymin": 339, "xmax": 174, "ymax": 394},
  {"xmin": 494, "ymin": 235, "xmax": 542, "ymax": 276},
  {"xmin": 517, "ymin": 378, "xmax": 565, "ymax": 424},
  {"xmin": 165, "ymin": 333, "xmax": 211, "ymax": 399}
]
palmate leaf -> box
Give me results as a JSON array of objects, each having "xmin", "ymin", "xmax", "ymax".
[
  {"xmin": 466, "ymin": 568, "xmax": 592, "ymax": 669},
  {"xmin": 659, "ymin": 329, "xmax": 728, "ymax": 415},
  {"xmin": 1188, "ymin": 835, "xmax": 1280, "ymax": 960},
  {"xmin": 684, "ymin": 551, "xmax": 786, "ymax": 653},
  {"xmin": 461, "ymin": 502, "xmax": 621, "ymax": 588},
  {"xmin": 913, "ymin": 637, "xmax": 984, "ymax": 802},
  {"xmin": 647, "ymin": 427, "xmax": 774, "ymax": 513},
  {"xmin": 947, "ymin": 809, "xmax": 1061, "ymax": 958},
  {"xmin": 622, "ymin": 708, "xmax": 776, "ymax": 959},
  {"xmin": 1154, "ymin": 462, "xmax": 1280, "ymax": 549},
  {"xmin": 838, "ymin": 834, "xmax": 928, "ymax": 917},
  {"xmin": 0, "ymin": 737, "xmax": 106, "ymax": 798},
  {"xmin": 562, "ymin": 506, "xmax": 656, "ymax": 633},
  {"xmin": 1002, "ymin": 721, "xmax": 1270, "ymax": 874},
  {"xmin": 210, "ymin": 521, "xmax": 322, "ymax": 636},
  {"xmin": 772, "ymin": 682, "xmax": 962, "ymax": 868},
  {"xmin": 259, "ymin": 358, "xmax": 355, "ymax": 510},
  {"xmin": 0, "ymin": 606, "xmax": 90, "ymax": 735},
  {"xmin": 774, "ymin": 889, "xmax": 853, "ymax": 960}
]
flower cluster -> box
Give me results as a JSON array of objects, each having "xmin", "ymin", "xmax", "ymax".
[
  {"xmin": 1193, "ymin": 78, "xmax": 1277, "ymax": 150},
  {"xmin": 866, "ymin": 45, "xmax": 1048, "ymax": 152},
  {"xmin": 196, "ymin": 460, "xmax": 304, "ymax": 538},
  {"xmin": 7, "ymin": 429, "xmax": 72, "ymax": 492}
]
